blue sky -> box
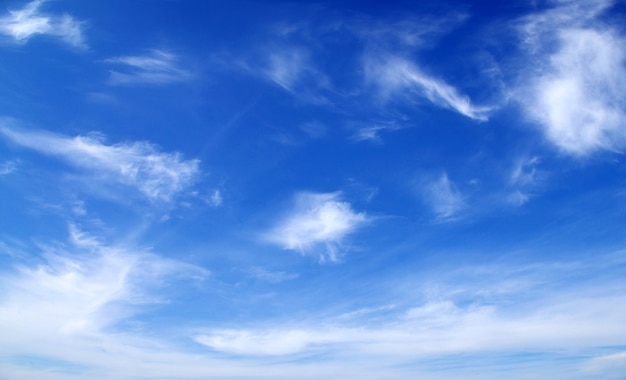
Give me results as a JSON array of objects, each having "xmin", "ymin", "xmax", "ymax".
[{"xmin": 0, "ymin": 0, "xmax": 625, "ymax": 379}]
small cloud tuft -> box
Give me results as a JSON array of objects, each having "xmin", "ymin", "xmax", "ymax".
[{"xmin": 263, "ymin": 192, "xmax": 368, "ymax": 262}]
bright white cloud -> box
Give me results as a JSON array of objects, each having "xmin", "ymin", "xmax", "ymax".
[
  {"xmin": 264, "ymin": 192, "xmax": 368, "ymax": 262},
  {"xmin": 530, "ymin": 30, "xmax": 626, "ymax": 155},
  {"xmin": 0, "ymin": 124, "xmax": 200, "ymax": 202},
  {"xmin": 0, "ymin": 0, "xmax": 85, "ymax": 47},
  {"xmin": 518, "ymin": 1, "xmax": 626, "ymax": 155},
  {"xmin": 421, "ymin": 172, "xmax": 465, "ymax": 221},
  {"xmin": 106, "ymin": 49, "xmax": 192, "ymax": 85},
  {"xmin": 365, "ymin": 56, "xmax": 492, "ymax": 121}
]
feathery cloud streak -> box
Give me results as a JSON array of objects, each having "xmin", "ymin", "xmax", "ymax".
[
  {"xmin": 264, "ymin": 192, "xmax": 367, "ymax": 262},
  {"xmin": 0, "ymin": 124, "xmax": 200, "ymax": 202},
  {"xmin": 106, "ymin": 49, "xmax": 193, "ymax": 85},
  {"xmin": 365, "ymin": 56, "xmax": 492, "ymax": 121},
  {"xmin": 0, "ymin": 0, "xmax": 85, "ymax": 47}
]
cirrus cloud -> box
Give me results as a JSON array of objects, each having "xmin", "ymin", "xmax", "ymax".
[{"xmin": 0, "ymin": 122, "xmax": 200, "ymax": 202}]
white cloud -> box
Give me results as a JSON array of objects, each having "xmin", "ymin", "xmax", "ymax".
[
  {"xmin": 195, "ymin": 256, "xmax": 626, "ymax": 366},
  {"xmin": 195, "ymin": 329, "xmax": 343, "ymax": 356},
  {"xmin": 0, "ymin": 225, "xmax": 201, "ymax": 337},
  {"xmin": 264, "ymin": 192, "xmax": 368, "ymax": 262},
  {"xmin": 517, "ymin": 1, "xmax": 626, "ymax": 155},
  {"xmin": 0, "ymin": 0, "xmax": 85, "ymax": 47},
  {"xmin": 195, "ymin": 294, "xmax": 626, "ymax": 358},
  {"xmin": 0, "ymin": 124, "xmax": 200, "ymax": 202},
  {"xmin": 420, "ymin": 173, "xmax": 465, "ymax": 221},
  {"xmin": 364, "ymin": 55, "xmax": 492, "ymax": 121},
  {"xmin": 0, "ymin": 227, "xmax": 221, "ymax": 380},
  {"xmin": 106, "ymin": 49, "xmax": 192, "ymax": 85},
  {"xmin": 2, "ymin": 233, "xmax": 624, "ymax": 379}
]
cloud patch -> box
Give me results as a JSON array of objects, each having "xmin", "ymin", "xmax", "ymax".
[
  {"xmin": 0, "ymin": 159, "xmax": 18, "ymax": 175},
  {"xmin": 0, "ymin": 226, "xmax": 209, "ymax": 377},
  {"xmin": 0, "ymin": 0, "xmax": 85, "ymax": 47},
  {"xmin": 0, "ymin": 124, "xmax": 200, "ymax": 202},
  {"xmin": 420, "ymin": 172, "xmax": 465, "ymax": 221},
  {"xmin": 518, "ymin": 1, "xmax": 626, "ymax": 155},
  {"xmin": 106, "ymin": 49, "xmax": 193, "ymax": 85},
  {"xmin": 264, "ymin": 192, "xmax": 367, "ymax": 262}
]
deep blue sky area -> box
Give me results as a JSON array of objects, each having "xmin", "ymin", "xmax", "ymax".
[{"xmin": 1, "ymin": 1, "xmax": 625, "ymax": 379}]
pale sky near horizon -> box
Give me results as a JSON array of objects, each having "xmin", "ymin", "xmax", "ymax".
[{"xmin": 1, "ymin": 0, "xmax": 625, "ymax": 379}]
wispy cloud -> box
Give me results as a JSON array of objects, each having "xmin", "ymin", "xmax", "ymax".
[
  {"xmin": 0, "ymin": 159, "xmax": 18, "ymax": 175},
  {"xmin": 195, "ymin": 254, "xmax": 626, "ymax": 366},
  {"xmin": 507, "ymin": 156, "xmax": 542, "ymax": 206},
  {"xmin": 263, "ymin": 48, "xmax": 311, "ymax": 91},
  {"xmin": 0, "ymin": 0, "xmax": 85, "ymax": 47},
  {"xmin": 257, "ymin": 46, "xmax": 332, "ymax": 103},
  {"xmin": 249, "ymin": 267, "xmax": 299, "ymax": 283},
  {"xmin": 350, "ymin": 121, "xmax": 404, "ymax": 144},
  {"xmin": 365, "ymin": 55, "xmax": 492, "ymax": 121},
  {"xmin": 420, "ymin": 172, "xmax": 465, "ymax": 221},
  {"xmin": 106, "ymin": 49, "xmax": 193, "ymax": 85},
  {"xmin": 353, "ymin": 13, "xmax": 468, "ymax": 50},
  {"xmin": 582, "ymin": 351, "xmax": 626, "ymax": 377},
  {"xmin": 263, "ymin": 192, "xmax": 368, "ymax": 262},
  {"xmin": 0, "ymin": 124, "xmax": 200, "ymax": 202},
  {"xmin": 0, "ymin": 226, "xmax": 212, "ymax": 379},
  {"xmin": 195, "ymin": 328, "xmax": 345, "ymax": 356},
  {"xmin": 517, "ymin": 0, "xmax": 626, "ymax": 155}
]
